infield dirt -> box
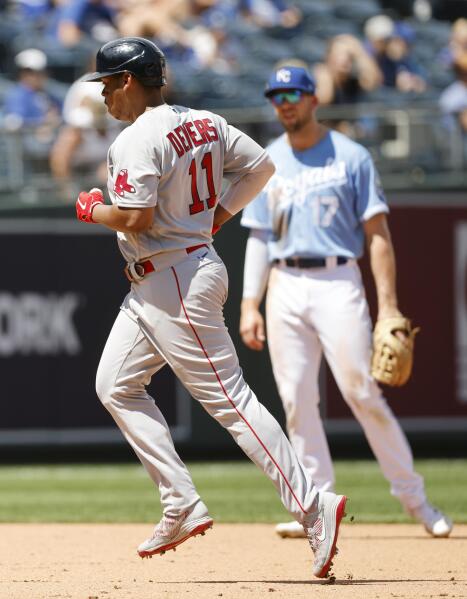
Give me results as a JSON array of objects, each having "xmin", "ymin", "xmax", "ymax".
[{"xmin": 1, "ymin": 523, "xmax": 465, "ymax": 599}]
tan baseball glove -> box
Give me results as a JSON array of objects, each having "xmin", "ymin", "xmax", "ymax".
[{"xmin": 371, "ymin": 316, "xmax": 420, "ymax": 386}]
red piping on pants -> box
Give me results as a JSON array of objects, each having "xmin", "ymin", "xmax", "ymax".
[{"xmin": 170, "ymin": 266, "xmax": 307, "ymax": 515}]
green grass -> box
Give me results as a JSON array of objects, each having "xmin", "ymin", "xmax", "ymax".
[{"xmin": 0, "ymin": 460, "xmax": 465, "ymax": 523}]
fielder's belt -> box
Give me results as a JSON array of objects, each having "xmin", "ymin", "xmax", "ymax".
[{"xmin": 273, "ymin": 256, "xmax": 350, "ymax": 269}]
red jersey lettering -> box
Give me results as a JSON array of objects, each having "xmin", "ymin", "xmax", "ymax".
[
  {"xmin": 167, "ymin": 120, "xmax": 219, "ymax": 159},
  {"xmin": 194, "ymin": 119, "xmax": 209, "ymax": 143},
  {"xmin": 185, "ymin": 121, "xmax": 205, "ymax": 147},
  {"xmin": 167, "ymin": 131, "xmax": 184, "ymax": 158},
  {"xmin": 202, "ymin": 118, "xmax": 219, "ymax": 142},
  {"xmin": 174, "ymin": 126, "xmax": 192, "ymax": 153}
]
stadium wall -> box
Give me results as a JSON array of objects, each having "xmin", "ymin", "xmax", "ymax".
[{"xmin": 1, "ymin": 191, "xmax": 466, "ymax": 459}]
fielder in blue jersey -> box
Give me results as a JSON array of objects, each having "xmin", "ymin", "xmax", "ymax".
[{"xmin": 240, "ymin": 65, "xmax": 452, "ymax": 538}]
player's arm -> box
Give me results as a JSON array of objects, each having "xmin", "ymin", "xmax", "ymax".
[
  {"xmin": 92, "ymin": 203, "xmax": 154, "ymax": 233},
  {"xmin": 76, "ymin": 188, "xmax": 154, "ymax": 233},
  {"xmin": 76, "ymin": 131, "xmax": 159, "ymax": 233},
  {"xmin": 212, "ymin": 129, "xmax": 274, "ymax": 234},
  {"xmin": 220, "ymin": 125, "xmax": 275, "ymax": 217},
  {"xmin": 212, "ymin": 204, "xmax": 234, "ymax": 231},
  {"xmin": 363, "ymin": 212, "xmax": 402, "ymax": 320},
  {"xmin": 240, "ymin": 228, "xmax": 271, "ymax": 351}
]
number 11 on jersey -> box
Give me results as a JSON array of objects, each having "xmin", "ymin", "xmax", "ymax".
[{"xmin": 189, "ymin": 152, "xmax": 217, "ymax": 215}]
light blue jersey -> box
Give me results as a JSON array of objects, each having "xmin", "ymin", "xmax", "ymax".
[{"xmin": 241, "ymin": 130, "xmax": 388, "ymax": 260}]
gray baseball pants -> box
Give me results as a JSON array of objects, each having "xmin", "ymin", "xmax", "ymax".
[{"xmin": 96, "ymin": 246, "xmax": 317, "ymax": 522}]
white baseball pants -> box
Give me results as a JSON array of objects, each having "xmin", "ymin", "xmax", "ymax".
[
  {"xmin": 266, "ymin": 261, "xmax": 426, "ymax": 510},
  {"xmin": 96, "ymin": 246, "xmax": 317, "ymax": 522}
]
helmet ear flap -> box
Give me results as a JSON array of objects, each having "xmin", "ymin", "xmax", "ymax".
[
  {"xmin": 144, "ymin": 63, "xmax": 158, "ymax": 78},
  {"xmin": 142, "ymin": 62, "xmax": 166, "ymax": 86}
]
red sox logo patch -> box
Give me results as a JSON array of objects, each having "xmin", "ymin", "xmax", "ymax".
[{"xmin": 114, "ymin": 169, "xmax": 136, "ymax": 197}]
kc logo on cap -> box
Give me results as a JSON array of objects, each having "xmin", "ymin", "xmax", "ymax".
[
  {"xmin": 265, "ymin": 66, "xmax": 316, "ymax": 97},
  {"xmin": 276, "ymin": 68, "xmax": 292, "ymax": 83}
]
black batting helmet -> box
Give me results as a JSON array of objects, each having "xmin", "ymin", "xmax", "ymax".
[{"xmin": 82, "ymin": 37, "xmax": 166, "ymax": 87}]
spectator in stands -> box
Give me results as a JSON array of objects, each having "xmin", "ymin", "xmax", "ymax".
[
  {"xmin": 116, "ymin": 0, "xmax": 213, "ymax": 69},
  {"xmin": 3, "ymin": 49, "xmax": 61, "ymax": 128},
  {"xmin": 49, "ymin": 79, "xmax": 120, "ymax": 193},
  {"xmin": 314, "ymin": 34, "xmax": 382, "ymax": 106},
  {"xmin": 187, "ymin": 0, "xmax": 242, "ymax": 73},
  {"xmin": 364, "ymin": 14, "xmax": 394, "ymax": 59},
  {"xmin": 117, "ymin": 0, "xmax": 187, "ymax": 39},
  {"xmin": 116, "ymin": 0, "xmax": 239, "ymax": 72},
  {"xmin": 383, "ymin": 22, "xmax": 426, "ymax": 93},
  {"xmin": 364, "ymin": 15, "xmax": 427, "ymax": 93},
  {"xmin": 311, "ymin": 37, "xmax": 381, "ymax": 138},
  {"xmin": 239, "ymin": 0, "xmax": 301, "ymax": 29},
  {"xmin": 13, "ymin": 0, "xmax": 52, "ymax": 23},
  {"xmin": 47, "ymin": 0, "xmax": 119, "ymax": 47},
  {"xmin": 440, "ymin": 18, "xmax": 467, "ymax": 69},
  {"xmin": 439, "ymin": 28, "xmax": 467, "ymax": 145},
  {"xmin": 190, "ymin": 0, "xmax": 239, "ymax": 26}
]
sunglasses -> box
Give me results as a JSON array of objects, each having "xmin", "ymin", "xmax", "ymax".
[{"xmin": 269, "ymin": 90, "xmax": 303, "ymax": 106}]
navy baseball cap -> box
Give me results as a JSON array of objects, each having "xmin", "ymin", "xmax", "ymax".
[{"xmin": 264, "ymin": 66, "xmax": 316, "ymax": 97}]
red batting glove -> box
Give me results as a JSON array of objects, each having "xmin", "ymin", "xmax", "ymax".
[
  {"xmin": 212, "ymin": 224, "xmax": 221, "ymax": 235},
  {"xmin": 76, "ymin": 188, "xmax": 104, "ymax": 223}
]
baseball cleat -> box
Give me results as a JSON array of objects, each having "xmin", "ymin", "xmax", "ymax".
[
  {"xmin": 275, "ymin": 520, "xmax": 306, "ymax": 538},
  {"xmin": 407, "ymin": 502, "xmax": 453, "ymax": 538},
  {"xmin": 138, "ymin": 502, "xmax": 213, "ymax": 558},
  {"xmin": 304, "ymin": 492, "xmax": 347, "ymax": 578}
]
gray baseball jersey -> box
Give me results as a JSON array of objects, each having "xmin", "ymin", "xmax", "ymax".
[{"xmin": 107, "ymin": 103, "xmax": 266, "ymax": 263}]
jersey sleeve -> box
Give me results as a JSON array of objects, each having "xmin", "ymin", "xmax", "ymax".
[
  {"xmin": 223, "ymin": 125, "xmax": 275, "ymax": 230},
  {"xmin": 240, "ymin": 186, "xmax": 272, "ymax": 230},
  {"xmin": 219, "ymin": 124, "xmax": 275, "ymax": 215},
  {"xmin": 222, "ymin": 124, "xmax": 270, "ymax": 181},
  {"xmin": 242, "ymin": 228, "xmax": 271, "ymax": 301},
  {"xmin": 110, "ymin": 126, "xmax": 161, "ymax": 208},
  {"xmin": 353, "ymin": 153, "xmax": 389, "ymax": 222}
]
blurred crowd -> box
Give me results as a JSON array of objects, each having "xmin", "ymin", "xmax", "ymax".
[{"xmin": 0, "ymin": 0, "xmax": 466, "ymax": 192}]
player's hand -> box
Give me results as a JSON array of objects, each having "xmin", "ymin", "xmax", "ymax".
[
  {"xmin": 377, "ymin": 307, "xmax": 407, "ymax": 343},
  {"xmin": 76, "ymin": 188, "xmax": 104, "ymax": 223},
  {"xmin": 240, "ymin": 306, "xmax": 266, "ymax": 351}
]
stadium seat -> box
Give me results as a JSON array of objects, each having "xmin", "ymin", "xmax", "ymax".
[
  {"xmin": 406, "ymin": 18, "xmax": 451, "ymax": 47},
  {"xmin": 0, "ymin": 129, "xmax": 24, "ymax": 191},
  {"xmin": 289, "ymin": 35, "xmax": 327, "ymax": 65},
  {"xmin": 429, "ymin": 65, "xmax": 455, "ymax": 90},
  {"xmin": 294, "ymin": 0, "xmax": 335, "ymax": 20},
  {"xmin": 243, "ymin": 35, "xmax": 293, "ymax": 63},
  {"xmin": 305, "ymin": 18, "xmax": 360, "ymax": 39},
  {"xmin": 0, "ymin": 75, "xmax": 14, "ymax": 103},
  {"xmin": 365, "ymin": 86, "xmax": 407, "ymax": 106},
  {"xmin": 11, "ymin": 32, "xmax": 98, "ymax": 83},
  {"xmin": 333, "ymin": 0, "xmax": 381, "ymax": 24},
  {"xmin": 262, "ymin": 23, "xmax": 304, "ymax": 41}
]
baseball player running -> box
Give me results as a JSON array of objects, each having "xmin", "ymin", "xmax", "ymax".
[
  {"xmin": 240, "ymin": 65, "xmax": 452, "ymax": 539},
  {"xmin": 75, "ymin": 37, "xmax": 348, "ymax": 579}
]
